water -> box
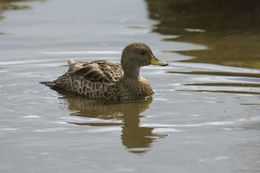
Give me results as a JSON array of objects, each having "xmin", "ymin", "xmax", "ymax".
[{"xmin": 0, "ymin": 0, "xmax": 260, "ymax": 172}]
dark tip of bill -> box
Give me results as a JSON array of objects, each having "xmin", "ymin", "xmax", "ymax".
[{"xmin": 162, "ymin": 62, "xmax": 169, "ymax": 66}]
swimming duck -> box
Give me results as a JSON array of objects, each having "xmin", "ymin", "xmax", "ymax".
[{"xmin": 42, "ymin": 43, "xmax": 168, "ymax": 100}]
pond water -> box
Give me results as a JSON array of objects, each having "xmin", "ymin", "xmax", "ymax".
[{"xmin": 0, "ymin": 0, "xmax": 260, "ymax": 173}]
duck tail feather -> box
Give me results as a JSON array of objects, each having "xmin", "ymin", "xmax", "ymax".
[{"xmin": 39, "ymin": 81, "xmax": 56, "ymax": 88}]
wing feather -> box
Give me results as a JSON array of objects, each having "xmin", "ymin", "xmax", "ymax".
[{"xmin": 73, "ymin": 60, "xmax": 123, "ymax": 83}]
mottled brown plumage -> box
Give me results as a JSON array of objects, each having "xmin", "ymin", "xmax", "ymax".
[{"xmin": 43, "ymin": 43, "xmax": 168, "ymax": 100}]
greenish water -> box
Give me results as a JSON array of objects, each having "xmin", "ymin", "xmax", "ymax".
[
  {"xmin": 146, "ymin": 0, "xmax": 260, "ymax": 69},
  {"xmin": 0, "ymin": 0, "xmax": 260, "ymax": 173}
]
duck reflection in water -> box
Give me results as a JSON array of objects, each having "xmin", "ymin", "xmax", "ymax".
[{"xmin": 61, "ymin": 94, "xmax": 166, "ymax": 153}]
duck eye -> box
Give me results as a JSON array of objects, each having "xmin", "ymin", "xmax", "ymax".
[{"xmin": 140, "ymin": 50, "xmax": 145, "ymax": 55}]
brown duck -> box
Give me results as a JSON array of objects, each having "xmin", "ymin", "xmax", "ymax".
[{"xmin": 42, "ymin": 43, "xmax": 168, "ymax": 100}]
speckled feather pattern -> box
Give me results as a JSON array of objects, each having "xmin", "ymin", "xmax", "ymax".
[
  {"xmin": 51, "ymin": 60, "xmax": 154, "ymax": 100},
  {"xmin": 43, "ymin": 43, "xmax": 165, "ymax": 100}
]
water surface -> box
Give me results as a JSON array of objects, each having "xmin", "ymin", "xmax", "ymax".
[{"xmin": 0, "ymin": 0, "xmax": 260, "ymax": 173}]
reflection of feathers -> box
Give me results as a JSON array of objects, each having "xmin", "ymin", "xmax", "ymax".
[
  {"xmin": 64, "ymin": 93, "xmax": 152, "ymax": 119},
  {"xmin": 62, "ymin": 92, "xmax": 165, "ymax": 153}
]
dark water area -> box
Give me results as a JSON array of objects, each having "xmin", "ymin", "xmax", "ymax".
[
  {"xmin": 0, "ymin": 0, "xmax": 260, "ymax": 172},
  {"xmin": 146, "ymin": 0, "xmax": 260, "ymax": 69}
]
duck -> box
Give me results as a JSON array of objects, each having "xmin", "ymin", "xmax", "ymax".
[{"xmin": 42, "ymin": 42, "xmax": 168, "ymax": 100}]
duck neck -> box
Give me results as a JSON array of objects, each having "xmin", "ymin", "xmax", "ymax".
[{"xmin": 122, "ymin": 66, "xmax": 140, "ymax": 79}]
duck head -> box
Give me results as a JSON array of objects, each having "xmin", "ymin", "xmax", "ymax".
[{"xmin": 121, "ymin": 42, "xmax": 168, "ymax": 78}]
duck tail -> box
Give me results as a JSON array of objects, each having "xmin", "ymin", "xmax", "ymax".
[
  {"xmin": 68, "ymin": 59, "xmax": 76, "ymax": 68},
  {"xmin": 39, "ymin": 81, "xmax": 56, "ymax": 88}
]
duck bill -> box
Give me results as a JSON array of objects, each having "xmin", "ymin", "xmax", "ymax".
[{"xmin": 150, "ymin": 55, "xmax": 168, "ymax": 66}]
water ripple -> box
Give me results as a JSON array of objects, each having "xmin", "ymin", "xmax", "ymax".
[{"xmin": 40, "ymin": 51, "xmax": 121, "ymax": 55}]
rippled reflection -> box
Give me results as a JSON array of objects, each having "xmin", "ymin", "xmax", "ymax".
[
  {"xmin": 145, "ymin": 0, "xmax": 260, "ymax": 69},
  {"xmin": 61, "ymin": 94, "xmax": 166, "ymax": 154},
  {"xmin": 168, "ymin": 69, "xmax": 260, "ymax": 95},
  {"xmin": 145, "ymin": 0, "xmax": 260, "ymax": 96}
]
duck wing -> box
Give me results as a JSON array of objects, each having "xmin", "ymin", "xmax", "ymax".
[{"xmin": 73, "ymin": 60, "xmax": 123, "ymax": 83}]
